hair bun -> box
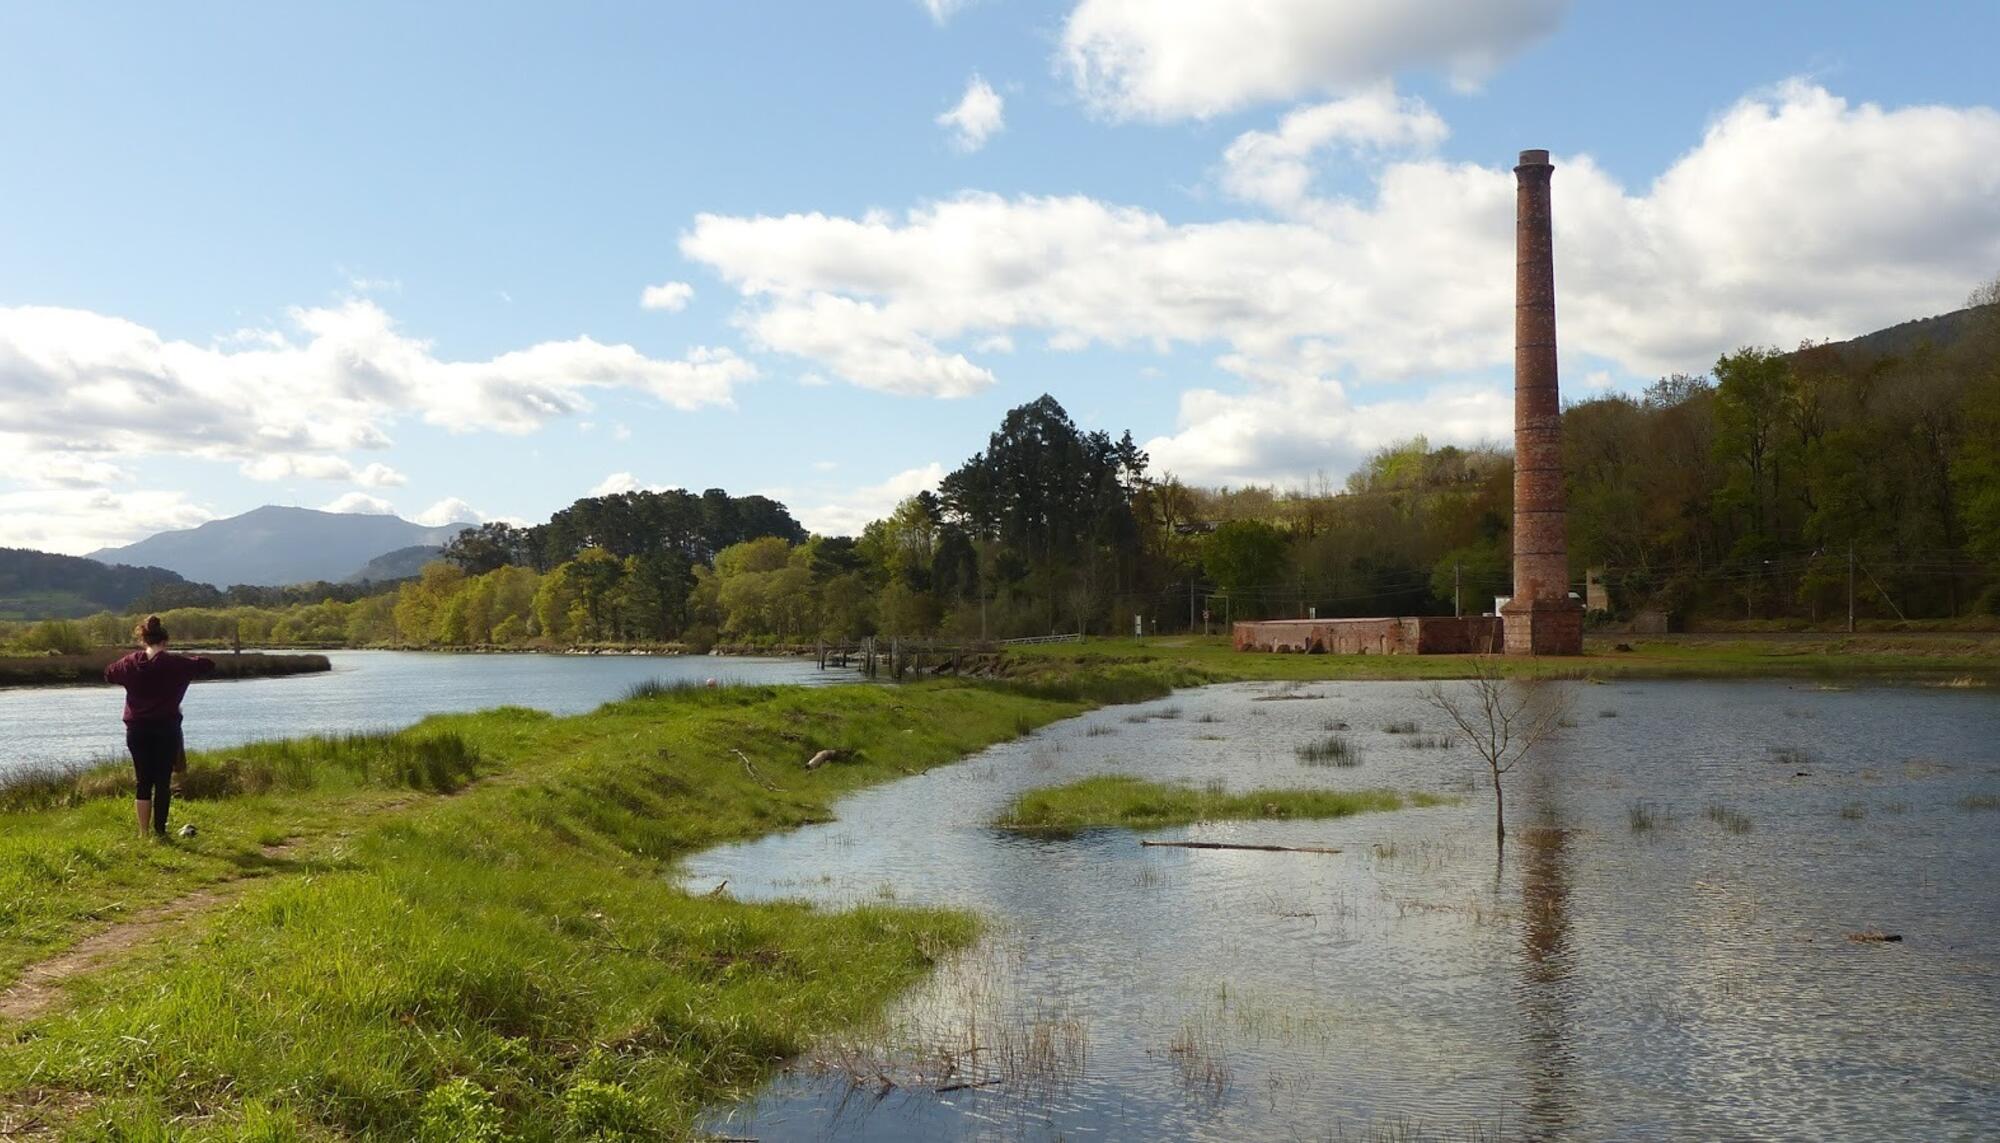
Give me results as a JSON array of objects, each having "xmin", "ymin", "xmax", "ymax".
[{"xmin": 136, "ymin": 615, "xmax": 169, "ymax": 645}]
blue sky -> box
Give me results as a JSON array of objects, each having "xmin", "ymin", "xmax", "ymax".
[{"xmin": 3, "ymin": 1, "xmax": 1997, "ymax": 553}]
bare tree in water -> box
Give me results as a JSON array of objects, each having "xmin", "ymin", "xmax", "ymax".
[{"xmin": 1422, "ymin": 659, "xmax": 1573, "ymax": 849}]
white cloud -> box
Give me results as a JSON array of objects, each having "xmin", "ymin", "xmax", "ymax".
[
  {"xmin": 937, "ymin": 75, "xmax": 1005, "ymax": 152},
  {"xmin": 6, "ymin": 446, "xmax": 134, "ymax": 490},
  {"xmin": 414, "ymin": 497, "xmax": 483, "ymax": 527},
  {"xmin": 322, "ymin": 492, "xmax": 396, "ymax": 515},
  {"xmin": 611, "ymin": 423, "xmax": 632, "ymax": 441},
  {"xmin": 1144, "ymin": 363, "xmax": 1512, "ymax": 486},
  {"xmin": 589, "ymin": 472, "xmax": 645, "ymax": 496},
  {"xmin": 1220, "ymin": 86, "xmax": 1448, "ymax": 214},
  {"xmin": 355, "ymin": 462, "xmax": 406, "ymax": 488},
  {"xmin": 0, "ymin": 300, "xmax": 756, "ymax": 477},
  {"xmin": 681, "ymin": 81, "xmax": 2000, "ymax": 479},
  {"xmin": 238, "ymin": 455, "xmax": 409, "ymax": 487},
  {"xmin": 793, "ymin": 463, "xmax": 946, "ymax": 537},
  {"xmin": 919, "ymin": 0, "xmax": 968, "ymax": 24},
  {"xmin": 640, "ymin": 281, "xmax": 695, "ymax": 311},
  {"xmin": 0, "ymin": 487, "xmax": 214, "ymax": 555},
  {"xmin": 1060, "ymin": 0, "xmax": 1568, "ymax": 121},
  {"xmin": 341, "ymin": 271, "xmax": 402, "ymax": 296}
]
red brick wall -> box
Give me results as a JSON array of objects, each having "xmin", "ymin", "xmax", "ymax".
[{"xmin": 1233, "ymin": 616, "xmax": 1501, "ymax": 655}]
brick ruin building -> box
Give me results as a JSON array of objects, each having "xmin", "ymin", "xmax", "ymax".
[
  {"xmin": 1234, "ymin": 148, "xmax": 1582, "ymax": 656},
  {"xmin": 1497, "ymin": 149, "xmax": 1583, "ymax": 654}
]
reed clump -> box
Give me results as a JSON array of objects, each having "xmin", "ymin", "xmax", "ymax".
[
  {"xmin": 1704, "ymin": 803, "xmax": 1753, "ymax": 833},
  {"xmin": 1295, "ymin": 735, "xmax": 1360, "ymax": 767}
]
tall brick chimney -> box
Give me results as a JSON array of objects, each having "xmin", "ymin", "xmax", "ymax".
[{"xmin": 1501, "ymin": 149, "xmax": 1583, "ymax": 655}]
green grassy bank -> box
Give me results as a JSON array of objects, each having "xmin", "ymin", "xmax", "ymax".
[
  {"xmin": 0, "ymin": 677, "xmax": 1169, "ymax": 1141},
  {"xmin": 994, "ymin": 775, "xmax": 1448, "ymax": 833},
  {"xmin": 999, "ymin": 632, "xmax": 2000, "ymax": 684}
]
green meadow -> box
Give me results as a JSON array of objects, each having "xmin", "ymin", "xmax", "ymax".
[{"xmin": 0, "ymin": 678, "xmax": 1155, "ymax": 1141}]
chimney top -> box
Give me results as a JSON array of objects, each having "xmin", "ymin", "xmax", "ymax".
[{"xmin": 1517, "ymin": 148, "xmax": 1552, "ymax": 168}]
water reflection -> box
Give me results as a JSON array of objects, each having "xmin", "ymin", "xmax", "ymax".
[
  {"xmin": 1516, "ymin": 755, "xmax": 1575, "ymax": 1140},
  {"xmin": 692, "ymin": 679, "xmax": 2000, "ymax": 1141}
]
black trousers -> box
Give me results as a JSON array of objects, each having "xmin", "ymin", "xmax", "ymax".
[{"xmin": 127, "ymin": 721, "xmax": 181, "ymax": 835}]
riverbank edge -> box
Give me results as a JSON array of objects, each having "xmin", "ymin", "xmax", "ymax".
[
  {"xmin": 0, "ymin": 649, "xmax": 331, "ymax": 689},
  {"xmin": 62, "ymin": 631, "xmax": 2000, "ymax": 685},
  {"xmin": 997, "ymin": 633, "xmax": 2000, "ymax": 686},
  {"xmin": 0, "ymin": 672, "xmax": 1177, "ymax": 1138}
]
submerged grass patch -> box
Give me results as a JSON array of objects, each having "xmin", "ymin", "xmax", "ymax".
[
  {"xmin": 1295, "ymin": 734, "xmax": 1360, "ymax": 767},
  {"xmin": 1628, "ymin": 800, "xmax": 1664, "ymax": 832},
  {"xmin": 0, "ymin": 679, "xmax": 1099, "ymax": 1139},
  {"xmin": 1704, "ymin": 803, "xmax": 1754, "ymax": 833},
  {"xmin": 992, "ymin": 775, "xmax": 1444, "ymax": 832}
]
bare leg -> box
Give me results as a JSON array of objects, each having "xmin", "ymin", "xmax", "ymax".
[{"xmin": 135, "ymin": 799, "xmax": 151, "ymax": 839}]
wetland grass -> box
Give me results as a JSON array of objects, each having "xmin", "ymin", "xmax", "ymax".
[
  {"xmin": 1770, "ymin": 745, "xmax": 1812, "ymax": 768},
  {"xmin": 0, "ymin": 728, "xmax": 485, "ymax": 812},
  {"xmin": 1296, "ymin": 734, "xmax": 1360, "ymax": 766},
  {"xmin": 1627, "ymin": 800, "xmax": 1663, "ymax": 832},
  {"xmin": 1167, "ymin": 1013, "xmax": 1232, "ymax": 1104},
  {"xmin": 1704, "ymin": 803, "xmax": 1754, "ymax": 833},
  {"xmin": 993, "ymin": 775, "xmax": 1441, "ymax": 832}
]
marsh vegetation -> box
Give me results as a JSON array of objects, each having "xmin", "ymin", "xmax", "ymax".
[{"xmin": 992, "ymin": 775, "xmax": 1435, "ymax": 832}]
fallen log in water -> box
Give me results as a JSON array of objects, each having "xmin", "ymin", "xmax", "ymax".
[{"xmin": 1139, "ymin": 840, "xmax": 1342, "ymax": 854}]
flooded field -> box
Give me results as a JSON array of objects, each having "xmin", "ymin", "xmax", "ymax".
[{"xmin": 688, "ymin": 679, "xmax": 2000, "ymax": 1141}]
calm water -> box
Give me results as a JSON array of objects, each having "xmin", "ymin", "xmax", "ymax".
[
  {"xmin": 0, "ymin": 650, "xmax": 847, "ymax": 780},
  {"xmin": 691, "ymin": 680, "xmax": 2000, "ymax": 1141}
]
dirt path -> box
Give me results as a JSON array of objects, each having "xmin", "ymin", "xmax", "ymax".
[{"xmin": 0, "ymin": 838, "xmax": 299, "ymax": 1025}]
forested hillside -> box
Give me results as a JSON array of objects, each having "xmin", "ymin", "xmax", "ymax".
[{"xmin": 0, "ymin": 549, "xmax": 196, "ymax": 620}]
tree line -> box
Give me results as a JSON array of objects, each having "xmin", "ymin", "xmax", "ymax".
[{"xmin": 7, "ymin": 300, "xmax": 1996, "ymax": 655}]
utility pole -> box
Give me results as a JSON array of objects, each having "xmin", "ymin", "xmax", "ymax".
[
  {"xmin": 1847, "ymin": 542, "xmax": 1855, "ymax": 634},
  {"xmin": 1454, "ymin": 560, "xmax": 1462, "ymax": 618},
  {"xmin": 1188, "ymin": 579, "xmax": 1196, "ymax": 634}
]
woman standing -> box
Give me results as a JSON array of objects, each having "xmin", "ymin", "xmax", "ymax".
[{"xmin": 104, "ymin": 616, "xmax": 215, "ymax": 839}]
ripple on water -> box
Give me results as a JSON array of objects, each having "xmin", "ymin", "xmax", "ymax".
[{"xmin": 692, "ymin": 679, "xmax": 2000, "ymax": 1141}]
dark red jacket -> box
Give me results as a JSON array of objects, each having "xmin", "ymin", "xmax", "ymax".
[{"xmin": 105, "ymin": 650, "xmax": 215, "ymax": 725}]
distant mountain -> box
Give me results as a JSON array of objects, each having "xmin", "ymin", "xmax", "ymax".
[
  {"xmin": 345, "ymin": 544, "xmax": 444, "ymax": 584},
  {"xmin": 0, "ymin": 548, "xmax": 198, "ymax": 619},
  {"xmin": 88, "ymin": 506, "xmax": 474, "ymax": 588}
]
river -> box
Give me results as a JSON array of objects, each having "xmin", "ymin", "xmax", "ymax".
[
  {"xmin": 0, "ymin": 649, "xmax": 846, "ymax": 781},
  {"xmin": 689, "ymin": 678, "xmax": 2000, "ymax": 1141}
]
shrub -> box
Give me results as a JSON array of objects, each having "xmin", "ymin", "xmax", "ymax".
[
  {"xmin": 419, "ymin": 1078, "xmax": 505, "ymax": 1143},
  {"xmin": 560, "ymin": 1079, "xmax": 650, "ymax": 1141}
]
